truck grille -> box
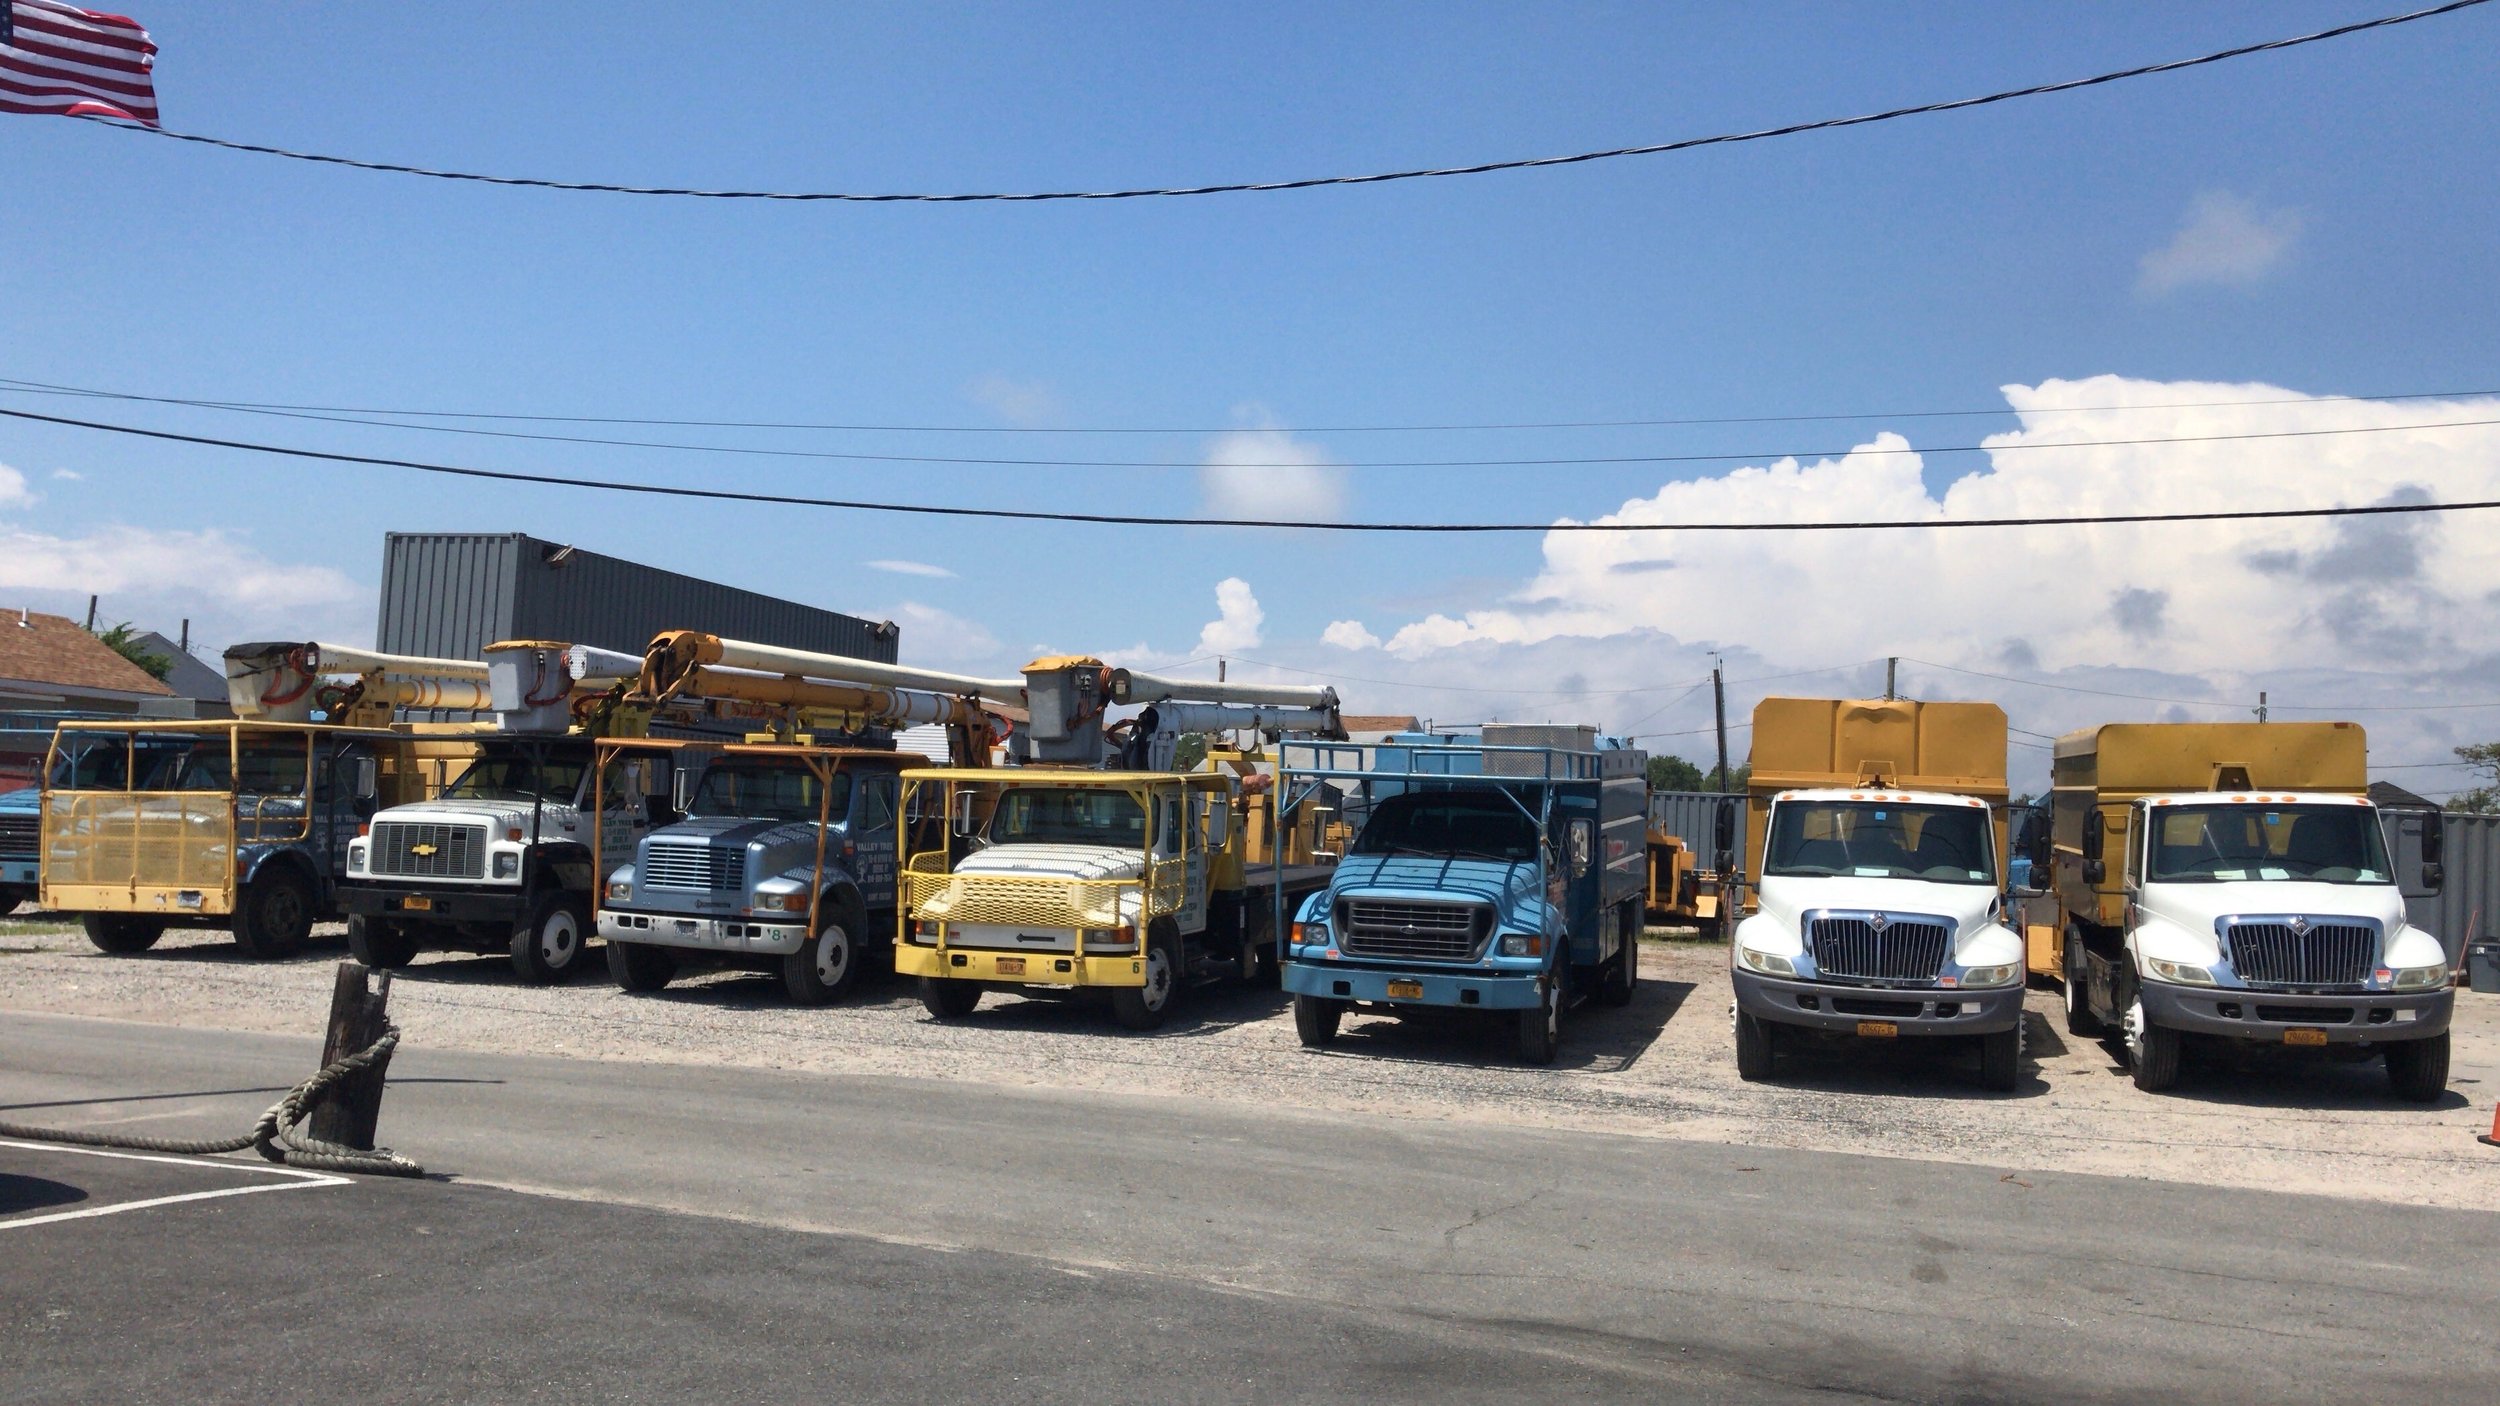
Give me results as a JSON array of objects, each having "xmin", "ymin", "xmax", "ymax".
[
  {"xmin": 1808, "ymin": 913, "xmax": 1951, "ymax": 984},
  {"xmin": 643, "ymin": 842, "xmax": 743, "ymax": 892},
  {"xmin": 0, "ymin": 812, "xmax": 35, "ymax": 862},
  {"xmin": 1338, "ymin": 899, "xmax": 1489, "ymax": 962},
  {"xmin": 2225, "ymin": 918, "xmax": 2376, "ymax": 990},
  {"xmin": 368, "ymin": 821, "xmax": 486, "ymax": 879}
]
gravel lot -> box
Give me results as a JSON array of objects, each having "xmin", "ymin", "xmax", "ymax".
[{"xmin": 4, "ymin": 910, "xmax": 2494, "ymax": 1210}]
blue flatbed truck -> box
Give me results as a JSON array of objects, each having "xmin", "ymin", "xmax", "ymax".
[{"xmin": 1277, "ymin": 726, "xmax": 1649, "ymax": 1064}]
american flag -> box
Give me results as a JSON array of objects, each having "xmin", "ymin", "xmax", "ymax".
[{"xmin": 0, "ymin": 0, "xmax": 157, "ymax": 126}]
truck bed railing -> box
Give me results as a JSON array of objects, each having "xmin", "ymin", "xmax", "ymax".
[
  {"xmin": 1277, "ymin": 740, "xmax": 1610, "ymax": 784},
  {"xmin": 41, "ymin": 790, "xmax": 239, "ymax": 896}
]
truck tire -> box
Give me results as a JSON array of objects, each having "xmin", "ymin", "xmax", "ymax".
[
  {"xmin": 919, "ymin": 975, "xmax": 982, "ymax": 1019},
  {"xmin": 0, "ymin": 887, "xmax": 27, "ymax": 917},
  {"xmin": 81, "ymin": 912, "xmax": 164, "ymax": 954},
  {"xmin": 1734, "ymin": 1007, "xmax": 1779, "ymax": 1082},
  {"xmin": 1293, "ymin": 994, "xmax": 1343, "ymax": 1047},
  {"xmin": 1236, "ymin": 924, "xmax": 1279, "ymax": 988},
  {"xmin": 607, "ymin": 937, "xmax": 676, "ymax": 993},
  {"xmin": 346, "ymin": 914, "xmax": 419, "ymax": 970},
  {"xmin": 2123, "ymin": 994, "xmax": 2182, "ymax": 1092},
  {"xmin": 2063, "ymin": 933, "xmax": 2103, "ymax": 1038},
  {"xmin": 1978, "ymin": 1022, "xmax": 2023, "ymax": 1092},
  {"xmin": 1515, "ymin": 971, "xmax": 1561, "ymax": 1065},
  {"xmin": 1110, "ymin": 928, "xmax": 1180, "ymax": 1032},
  {"xmin": 783, "ymin": 907, "xmax": 862, "ymax": 1005},
  {"xmin": 510, "ymin": 890, "xmax": 589, "ymax": 985},
  {"xmin": 2385, "ymin": 1032, "xmax": 2450, "ymax": 1103},
  {"xmin": 231, "ymin": 867, "xmax": 316, "ymax": 960},
  {"xmin": 1597, "ymin": 901, "xmax": 1639, "ymax": 1008}
]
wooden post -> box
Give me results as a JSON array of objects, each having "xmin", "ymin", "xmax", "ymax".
[{"xmin": 310, "ymin": 961, "xmax": 395, "ymax": 1150}]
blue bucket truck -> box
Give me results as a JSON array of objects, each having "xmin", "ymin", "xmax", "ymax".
[{"xmin": 1277, "ymin": 725, "xmax": 1648, "ymax": 1065}]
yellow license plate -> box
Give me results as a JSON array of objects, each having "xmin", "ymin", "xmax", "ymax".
[
  {"xmin": 398, "ymin": 896, "xmax": 432, "ymax": 912},
  {"xmin": 1856, "ymin": 1020, "xmax": 1899, "ymax": 1038},
  {"xmin": 1386, "ymin": 980, "xmax": 1424, "ymax": 999},
  {"xmin": 995, "ymin": 956, "xmax": 1025, "ymax": 975},
  {"xmin": 2283, "ymin": 1028, "xmax": 2329, "ymax": 1047}
]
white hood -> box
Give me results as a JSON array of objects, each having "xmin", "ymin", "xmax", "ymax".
[
  {"xmin": 1744, "ymin": 873, "xmax": 2015, "ymax": 965},
  {"xmin": 2134, "ymin": 879, "xmax": 2434, "ymax": 968},
  {"xmin": 371, "ymin": 800, "xmax": 578, "ymax": 841},
  {"xmin": 955, "ymin": 843, "xmax": 1144, "ymax": 882}
]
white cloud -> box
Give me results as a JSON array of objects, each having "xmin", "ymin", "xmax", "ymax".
[
  {"xmin": 866, "ymin": 558, "xmax": 956, "ymax": 579},
  {"xmin": 1322, "ymin": 619, "xmax": 1382, "ymax": 650},
  {"xmin": 966, "ymin": 374, "xmax": 1061, "ymax": 427},
  {"xmin": 49, "ymin": 468, "xmax": 82, "ymax": 483},
  {"xmin": 1318, "ymin": 376, "xmax": 2500, "ymax": 790},
  {"xmin": 1199, "ymin": 424, "xmax": 1347, "ymax": 523},
  {"xmin": 0, "ymin": 463, "xmax": 35, "ymax": 509},
  {"xmin": 1194, "ymin": 577, "xmax": 1264, "ymax": 655},
  {"xmin": 889, "ymin": 601, "xmax": 997, "ymax": 664},
  {"xmin": 2139, "ymin": 191, "xmax": 2302, "ymax": 294},
  {"xmin": 0, "ymin": 517, "xmax": 365, "ymax": 650}
]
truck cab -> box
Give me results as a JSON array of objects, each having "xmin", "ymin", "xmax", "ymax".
[
  {"xmin": 1725, "ymin": 697, "xmax": 2025, "ymax": 1089},
  {"xmin": 0, "ymin": 782, "xmax": 40, "ymax": 915},
  {"xmin": 598, "ymin": 744, "xmax": 914, "ymax": 1003},
  {"xmin": 1278, "ymin": 728, "xmax": 1648, "ymax": 1065},
  {"xmin": 340, "ymin": 735, "xmax": 663, "ymax": 982}
]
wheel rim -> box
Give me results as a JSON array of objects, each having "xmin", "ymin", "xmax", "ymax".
[
  {"xmin": 541, "ymin": 910, "xmax": 579, "ymax": 965},
  {"xmin": 815, "ymin": 924, "xmax": 851, "ymax": 984},
  {"xmin": 1543, "ymin": 980, "xmax": 1559, "ymax": 1045},
  {"xmin": 1141, "ymin": 944, "xmax": 1171, "ymax": 1011},
  {"xmin": 2122, "ymin": 997, "xmax": 2149, "ymax": 1063},
  {"xmin": 269, "ymin": 886, "xmax": 306, "ymax": 939}
]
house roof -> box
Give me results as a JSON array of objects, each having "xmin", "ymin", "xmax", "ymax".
[
  {"xmin": 0, "ymin": 612, "xmax": 175, "ymax": 699},
  {"xmin": 128, "ymin": 630, "xmax": 230, "ymax": 705},
  {"xmin": 2368, "ymin": 780, "xmax": 2438, "ymax": 810},
  {"xmin": 1340, "ymin": 714, "xmax": 1421, "ymax": 734}
]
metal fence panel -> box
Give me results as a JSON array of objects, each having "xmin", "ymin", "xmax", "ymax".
[
  {"xmin": 2393, "ymin": 811, "xmax": 2500, "ymax": 963},
  {"xmin": 1647, "ymin": 790, "xmax": 1744, "ymax": 856}
]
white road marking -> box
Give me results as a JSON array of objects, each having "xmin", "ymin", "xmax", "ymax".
[{"xmin": 0, "ymin": 1138, "xmax": 350, "ymax": 1230}]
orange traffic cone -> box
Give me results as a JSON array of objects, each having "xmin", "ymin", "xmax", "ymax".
[{"xmin": 2483, "ymin": 1103, "xmax": 2500, "ymax": 1149}]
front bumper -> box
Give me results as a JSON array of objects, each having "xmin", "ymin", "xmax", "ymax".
[
  {"xmin": 337, "ymin": 880, "xmax": 528, "ymax": 926},
  {"xmin": 895, "ymin": 943, "xmax": 1145, "ymax": 988},
  {"xmin": 1, "ymin": 859, "xmax": 38, "ymax": 888},
  {"xmin": 1282, "ymin": 959, "xmax": 1543, "ymax": 1011},
  {"xmin": 2139, "ymin": 978, "xmax": 2451, "ymax": 1043},
  {"xmin": 601, "ymin": 908, "xmax": 804, "ymax": 957},
  {"xmin": 1733, "ymin": 966, "xmax": 2025, "ymax": 1035}
]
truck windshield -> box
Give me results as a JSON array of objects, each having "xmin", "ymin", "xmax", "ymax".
[
  {"xmin": 690, "ymin": 764, "xmax": 852, "ymax": 824},
  {"xmin": 2146, "ymin": 805, "xmax": 2391, "ymax": 884},
  {"xmin": 987, "ymin": 788, "xmax": 1146, "ymax": 848},
  {"xmin": 1351, "ymin": 791, "xmax": 1540, "ymax": 863},
  {"xmin": 443, "ymin": 752, "xmax": 587, "ymax": 805},
  {"xmin": 1764, "ymin": 802, "xmax": 1996, "ymax": 884},
  {"xmin": 47, "ymin": 740, "xmax": 182, "ymax": 790}
]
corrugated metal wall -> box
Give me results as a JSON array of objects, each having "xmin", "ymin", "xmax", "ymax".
[
  {"xmin": 376, "ymin": 533, "xmax": 899, "ymax": 664},
  {"xmin": 2395, "ymin": 811, "xmax": 2500, "ymax": 963},
  {"xmin": 1649, "ymin": 790, "xmax": 1744, "ymax": 858}
]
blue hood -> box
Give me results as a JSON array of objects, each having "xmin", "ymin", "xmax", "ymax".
[
  {"xmin": 0, "ymin": 786, "xmax": 36, "ymax": 816},
  {"xmin": 1323, "ymin": 853, "xmax": 1554, "ymax": 932}
]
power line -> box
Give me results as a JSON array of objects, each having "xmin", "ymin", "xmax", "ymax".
[
  {"xmin": 12, "ymin": 404, "xmax": 2500, "ymax": 535},
  {"xmin": 3, "ymin": 380, "xmax": 2489, "ymax": 469},
  {"xmin": 1217, "ymin": 654, "xmax": 1717, "ymax": 698},
  {"xmin": 58, "ymin": 2, "xmax": 2491, "ymax": 201},
  {"xmin": 5, "ymin": 372, "xmax": 2493, "ymax": 436},
  {"xmin": 1903, "ymin": 657, "xmax": 2500, "ymax": 713}
]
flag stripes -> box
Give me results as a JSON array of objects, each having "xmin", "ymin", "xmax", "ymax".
[{"xmin": 0, "ymin": 0, "xmax": 156, "ymax": 125}]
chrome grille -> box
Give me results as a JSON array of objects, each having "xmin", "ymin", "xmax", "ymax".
[
  {"xmin": 369, "ymin": 821, "xmax": 486, "ymax": 879},
  {"xmin": 1339, "ymin": 899, "xmax": 1488, "ymax": 962},
  {"xmin": 1808, "ymin": 913, "xmax": 1951, "ymax": 984},
  {"xmin": 2225, "ymin": 918, "xmax": 2376, "ymax": 990},
  {"xmin": 0, "ymin": 812, "xmax": 35, "ymax": 862},
  {"xmin": 643, "ymin": 841, "xmax": 743, "ymax": 892}
]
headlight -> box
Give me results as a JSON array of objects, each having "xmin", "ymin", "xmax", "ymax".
[
  {"xmin": 1957, "ymin": 962, "xmax": 2022, "ymax": 988},
  {"xmin": 2144, "ymin": 956, "xmax": 2216, "ymax": 986},
  {"xmin": 1291, "ymin": 922, "xmax": 1328, "ymax": 948},
  {"xmin": 492, "ymin": 852, "xmax": 519, "ymax": 879},
  {"xmin": 909, "ymin": 919, "xmax": 940, "ymax": 945},
  {"xmin": 347, "ymin": 841, "xmax": 367, "ymax": 871},
  {"xmin": 1736, "ymin": 946, "xmax": 1796, "ymax": 977},
  {"xmin": 605, "ymin": 880, "xmax": 632, "ymax": 902},
  {"xmin": 1500, "ymin": 932, "xmax": 1543, "ymax": 957},
  {"xmin": 2390, "ymin": 964, "xmax": 2449, "ymax": 991},
  {"xmin": 756, "ymin": 892, "xmax": 806, "ymax": 914}
]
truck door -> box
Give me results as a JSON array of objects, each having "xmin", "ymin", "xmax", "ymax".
[
  {"xmin": 592, "ymin": 760, "xmax": 646, "ymax": 878},
  {"xmin": 854, "ymin": 772, "xmax": 900, "ymax": 911},
  {"xmin": 1165, "ymin": 790, "xmax": 1210, "ymax": 935}
]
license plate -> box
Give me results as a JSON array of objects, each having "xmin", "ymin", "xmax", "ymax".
[
  {"xmin": 1856, "ymin": 1020, "xmax": 1899, "ymax": 1038},
  {"xmin": 1386, "ymin": 980, "xmax": 1424, "ymax": 999},
  {"xmin": 2283, "ymin": 1028, "xmax": 2329, "ymax": 1047},
  {"xmin": 399, "ymin": 895, "xmax": 432, "ymax": 912},
  {"xmin": 995, "ymin": 956, "xmax": 1026, "ymax": 975}
]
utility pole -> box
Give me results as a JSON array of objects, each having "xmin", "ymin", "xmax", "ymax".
[
  {"xmin": 2255, "ymin": 691, "xmax": 2268, "ymax": 723},
  {"xmin": 1712, "ymin": 665, "xmax": 1730, "ymax": 793},
  {"xmin": 1217, "ymin": 658, "xmax": 1226, "ymax": 683},
  {"xmin": 1885, "ymin": 657, "xmax": 1898, "ymax": 701},
  {"xmin": 84, "ymin": 594, "xmax": 97, "ymax": 631}
]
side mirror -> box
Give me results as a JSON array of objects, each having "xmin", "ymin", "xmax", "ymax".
[
  {"xmin": 2083, "ymin": 809, "xmax": 2105, "ymax": 863},
  {"xmin": 1205, "ymin": 800, "xmax": 1233, "ymax": 849},
  {"xmin": 2083, "ymin": 859, "xmax": 2107, "ymax": 885},
  {"xmin": 1713, "ymin": 800, "xmax": 1736, "ymax": 854},
  {"xmin": 671, "ymin": 768, "xmax": 695, "ymax": 814},
  {"xmin": 2421, "ymin": 861, "xmax": 2446, "ymax": 893},
  {"xmin": 351, "ymin": 756, "xmax": 378, "ymax": 802},
  {"xmin": 2420, "ymin": 812, "xmax": 2445, "ymax": 867},
  {"xmin": 951, "ymin": 790, "xmax": 977, "ymax": 837}
]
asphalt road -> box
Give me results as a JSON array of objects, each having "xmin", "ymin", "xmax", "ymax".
[{"xmin": 5, "ymin": 1012, "xmax": 2497, "ymax": 1403}]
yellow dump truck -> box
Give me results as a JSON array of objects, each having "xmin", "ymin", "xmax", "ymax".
[
  {"xmin": 2034, "ymin": 722, "xmax": 2451, "ymax": 1099},
  {"xmin": 1728, "ymin": 698, "xmax": 2026, "ymax": 1089}
]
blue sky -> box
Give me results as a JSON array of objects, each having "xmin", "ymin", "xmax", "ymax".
[{"xmin": 4, "ymin": 3, "xmax": 2498, "ymax": 790}]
